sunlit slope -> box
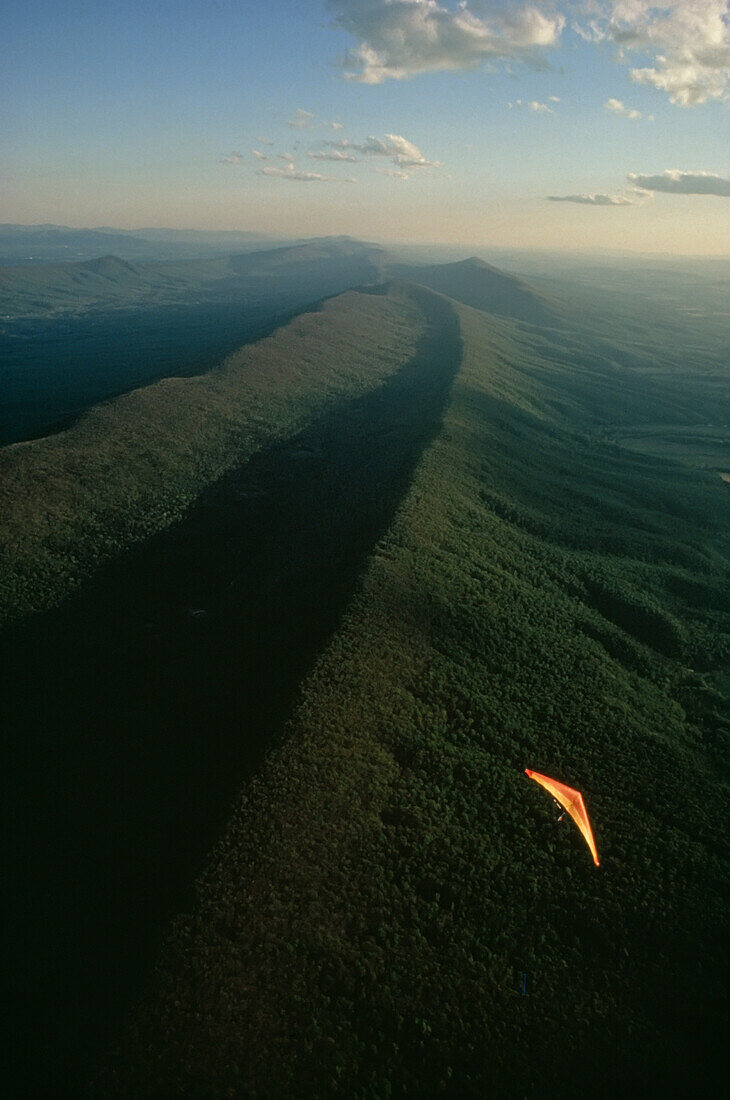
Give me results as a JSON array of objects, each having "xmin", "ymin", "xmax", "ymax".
[
  {"xmin": 0, "ymin": 285, "xmax": 423, "ymax": 629},
  {"xmin": 395, "ymin": 258, "xmax": 729, "ymax": 442},
  {"xmin": 104, "ymin": 298, "xmax": 729, "ymax": 1096}
]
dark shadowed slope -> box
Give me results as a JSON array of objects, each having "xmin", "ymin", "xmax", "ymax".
[
  {"xmin": 388, "ymin": 256, "xmax": 559, "ymax": 327},
  {"xmin": 3, "ymin": 283, "xmax": 462, "ymax": 1095},
  {"xmin": 0, "ymin": 239, "xmax": 388, "ymax": 447},
  {"xmin": 0, "ymin": 285, "xmax": 424, "ymax": 630}
]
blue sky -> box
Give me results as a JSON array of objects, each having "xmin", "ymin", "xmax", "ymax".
[{"xmin": 3, "ymin": 1, "xmax": 729, "ymax": 252}]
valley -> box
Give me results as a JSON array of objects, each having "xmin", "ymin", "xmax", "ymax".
[{"xmin": 0, "ymin": 240, "xmax": 386, "ymax": 446}]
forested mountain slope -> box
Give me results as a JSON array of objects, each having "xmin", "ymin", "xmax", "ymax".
[
  {"xmin": 0, "ymin": 284, "xmax": 421, "ymax": 629},
  {"xmin": 0, "ymin": 238, "xmax": 392, "ymax": 448},
  {"xmin": 96, "ymin": 295, "xmax": 729, "ymax": 1096},
  {"xmin": 4, "ymin": 282, "xmax": 464, "ymax": 1094}
]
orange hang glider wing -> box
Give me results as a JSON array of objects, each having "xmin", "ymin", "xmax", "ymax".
[{"xmin": 525, "ymin": 769, "xmax": 600, "ymax": 866}]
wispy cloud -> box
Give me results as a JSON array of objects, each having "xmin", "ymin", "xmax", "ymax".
[
  {"xmin": 307, "ymin": 149, "xmax": 358, "ymax": 162},
  {"xmin": 627, "ymin": 169, "xmax": 730, "ymax": 195},
  {"xmin": 576, "ymin": 1, "xmax": 730, "ymax": 107},
  {"xmin": 331, "ymin": 132, "xmax": 440, "ymax": 169},
  {"xmin": 508, "ymin": 97, "xmax": 557, "ymax": 112},
  {"xmin": 251, "ymin": 149, "xmax": 268, "ymax": 160},
  {"xmin": 287, "ymin": 108, "xmax": 315, "ymax": 128},
  {"xmin": 374, "ymin": 167, "xmax": 411, "ymax": 181},
  {"xmin": 220, "ymin": 152, "xmax": 245, "ymax": 165},
  {"xmin": 605, "ymin": 97, "xmax": 643, "ymax": 120},
  {"xmin": 547, "ymin": 192, "xmax": 637, "ymax": 205},
  {"xmin": 260, "ymin": 163, "xmax": 356, "ymax": 183},
  {"xmin": 327, "ymin": 0, "xmax": 565, "ymax": 84}
]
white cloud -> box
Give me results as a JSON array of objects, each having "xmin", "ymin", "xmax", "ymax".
[
  {"xmin": 508, "ymin": 97, "xmax": 556, "ymax": 112},
  {"xmin": 547, "ymin": 192, "xmax": 637, "ymax": 205},
  {"xmin": 627, "ymin": 169, "xmax": 730, "ymax": 195},
  {"xmin": 330, "ymin": 132, "xmax": 441, "ymax": 169},
  {"xmin": 308, "ymin": 149, "xmax": 359, "ymax": 162},
  {"xmin": 220, "ymin": 153, "xmax": 244, "ymax": 165},
  {"xmin": 287, "ymin": 108, "xmax": 315, "ymax": 128},
  {"xmin": 360, "ymin": 133, "xmax": 441, "ymax": 167},
  {"xmin": 251, "ymin": 149, "xmax": 268, "ymax": 160},
  {"xmin": 582, "ymin": 1, "xmax": 730, "ymax": 106},
  {"xmin": 331, "ymin": 121, "xmax": 344, "ymax": 130},
  {"xmin": 326, "ymin": 2, "xmax": 728, "ymax": 105},
  {"xmin": 548, "ymin": 94, "xmax": 561, "ymax": 101},
  {"xmin": 327, "ymin": 0, "xmax": 565, "ymax": 84},
  {"xmin": 374, "ymin": 167, "xmax": 411, "ymax": 180},
  {"xmin": 605, "ymin": 97, "xmax": 643, "ymax": 118},
  {"xmin": 260, "ymin": 163, "xmax": 357, "ymax": 183},
  {"xmin": 277, "ymin": 153, "xmax": 297, "ymax": 162}
]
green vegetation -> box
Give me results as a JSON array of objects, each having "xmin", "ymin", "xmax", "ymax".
[
  {"xmin": 92, "ymin": 293, "xmax": 729, "ymax": 1096},
  {"xmin": 0, "ymin": 240, "xmax": 387, "ymax": 445},
  {"xmin": 3, "ymin": 254, "xmax": 727, "ymax": 1095},
  {"xmin": 0, "ymin": 286, "xmax": 420, "ymax": 628},
  {"xmin": 4, "ymin": 282, "xmax": 463, "ymax": 1095}
]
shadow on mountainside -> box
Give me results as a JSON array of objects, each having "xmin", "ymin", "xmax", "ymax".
[{"xmin": 3, "ymin": 287, "xmax": 461, "ymax": 1094}]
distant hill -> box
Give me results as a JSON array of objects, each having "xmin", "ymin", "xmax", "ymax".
[
  {"xmin": 0, "ymin": 223, "xmax": 285, "ymax": 265},
  {"xmin": 0, "ymin": 225, "xmax": 157, "ymax": 265},
  {"xmin": 388, "ymin": 255, "xmax": 559, "ymax": 327},
  {"xmin": 0, "ymin": 252, "xmax": 220, "ymax": 316},
  {"xmin": 0, "ymin": 239, "xmax": 386, "ymax": 319},
  {"xmin": 0, "ymin": 243, "xmax": 556, "ymax": 328}
]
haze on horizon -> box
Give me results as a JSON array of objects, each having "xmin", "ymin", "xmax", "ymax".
[{"xmin": 3, "ymin": 1, "xmax": 729, "ymax": 255}]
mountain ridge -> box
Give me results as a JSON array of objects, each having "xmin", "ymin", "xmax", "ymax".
[
  {"xmin": 387, "ymin": 255, "xmax": 560, "ymax": 327},
  {"xmin": 92, "ymin": 281, "xmax": 729, "ymax": 1097},
  {"xmin": 2, "ymin": 271, "xmax": 728, "ymax": 1094},
  {"xmin": 0, "ymin": 241, "xmax": 551, "ymax": 327}
]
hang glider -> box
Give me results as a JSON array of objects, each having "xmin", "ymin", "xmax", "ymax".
[{"xmin": 525, "ymin": 769, "xmax": 600, "ymax": 866}]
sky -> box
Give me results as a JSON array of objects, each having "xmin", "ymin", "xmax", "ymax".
[{"xmin": 2, "ymin": 0, "xmax": 729, "ymax": 253}]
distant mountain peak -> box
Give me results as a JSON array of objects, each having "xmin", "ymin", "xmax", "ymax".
[{"xmin": 386, "ymin": 255, "xmax": 559, "ymax": 328}]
